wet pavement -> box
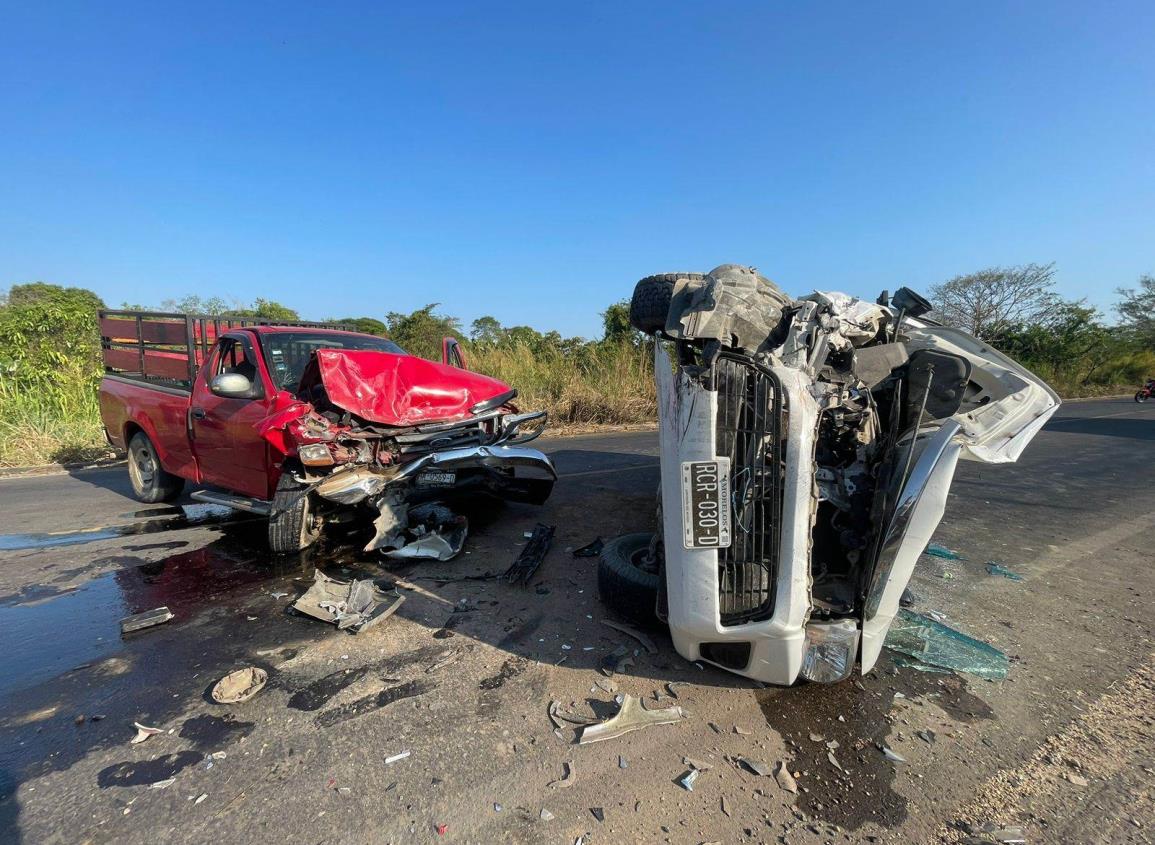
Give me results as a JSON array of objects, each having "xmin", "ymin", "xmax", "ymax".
[{"xmin": 0, "ymin": 410, "xmax": 1152, "ymax": 843}]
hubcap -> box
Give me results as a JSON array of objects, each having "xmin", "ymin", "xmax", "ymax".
[{"xmin": 132, "ymin": 443, "xmax": 155, "ymax": 485}]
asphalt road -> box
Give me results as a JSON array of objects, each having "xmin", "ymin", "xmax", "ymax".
[{"xmin": 0, "ymin": 399, "xmax": 1152, "ymax": 844}]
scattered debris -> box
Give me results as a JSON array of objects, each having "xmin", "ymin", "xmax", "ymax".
[
  {"xmin": 600, "ymin": 620, "xmax": 657, "ymax": 654},
  {"xmin": 738, "ymin": 758, "xmax": 771, "ymax": 777},
  {"xmin": 899, "ymin": 587, "xmax": 918, "ymax": 608},
  {"xmin": 721, "ymin": 796, "xmax": 731, "ymax": 816},
  {"xmin": 1064, "ymin": 772, "xmax": 1089, "ymax": 787},
  {"xmin": 384, "ymin": 503, "xmax": 469, "ymax": 561},
  {"xmin": 572, "ymin": 537, "xmax": 604, "ymax": 558},
  {"xmin": 985, "ymin": 562, "xmax": 1024, "ymax": 581},
  {"xmin": 733, "ymin": 725, "xmax": 751, "ymax": 735},
  {"xmin": 120, "ymin": 606, "xmax": 174, "ymax": 635},
  {"xmin": 130, "ymin": 723, "xmax": 163, "ymax": 744},
  {"xmin": 599, "ymin": 645, "xmax": 633, "ymax": 677},
  {"xmin": 290, "ymin": 571, "xmax": 405, "ymax": 632},
  {"xmin": 773, "ymin": 761, "xmax": 798, "ymax": 793},
  {"xmin": 808, "ymin": 732, "xmax": 824, "ymax": 742},
  {"xmin": 665, "ymin": 682, "xmax": 685, "ymax": 699},
  {"xmin": 425, "ymin": 650, "xmax": 462, "ymax": 673},
  {"xmin": 879, "ymin": 745, "xmax": 906, "ymax": 763},
  {"xmin": 618, "ymin": 755, "xmax": 627, "ymax": 769},
  {"xmin": 548, "ymin": 700, "xmax": 597, "ymax": 729},
  {"xmin": 885, "ymin": 609, "xmax": 1009, "ymax": 680},
  {"xmin": 548, "ymin": 761, "xmax": 576, "ymax": 788},
  {"xmin": 590, "ymin": 807, "xmax": 604, "ymax": 823},
  {"xmin": 676, "ymin": 769, "xmax": 699, "ymax": 791},
  {"xmin": 539, "ymin": 808, "xmax": 555, "ymax": 821},
  {"xmin": 494, "ymin": 803, "xmax": 502, "ymax": 812},
  {"xmin": 825, "ymin": 739, "xmax": 840, "ymax": 750},
  {"xmin": 384, "ymin": 750, "xmax": 411, "ymax": 765},
  {"xmin": 504, "ymin": 523, "xmax": 555, "ymax": 585},
  {"xmin": 435, "ymin": 823, "xmax": 448, "ymax": 835},
  {"xmin": 149, "ymin": 778, "xmax": 175, "ymax": 789},
  {"xmin": 924, "ymin": 543, "xmax": 964, "ymax": 560},
  {"xmin": 194, "ymin": 793, "xmax": 207, "ymax": 805},
  {"xmin": 594, "ymin": 678, "xmax": 618, "ymax": 695},
  {"xmin": 827, "ymin": 751, "xmax": 844, "ymax": 771},
  {"xmin": 917, "ymin": 729, "xmax": 937, "ymax": 744},
  {"xmin": 684, "ymin": 757, "xmax": 713, "ymax": 771},
  {"xmin": 578, "ymin": 695, "xmax": 684, "ymax": 744},
  {"xmin": 211, "ymin": 667, "xmax": 268, "ymax": 704}
]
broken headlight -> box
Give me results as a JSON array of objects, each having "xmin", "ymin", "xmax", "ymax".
[
  {"xmin": 799, "ymin": 619, "xmax": 861, "ymax": 684},
  {"xmin": 298, "ymin": 443, "xmax": 335, "ymax": 466}
]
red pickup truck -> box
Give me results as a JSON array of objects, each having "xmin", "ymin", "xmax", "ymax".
[{"xmin": 98, "ymin": 311, "xmax": 555, "ymax": 553}]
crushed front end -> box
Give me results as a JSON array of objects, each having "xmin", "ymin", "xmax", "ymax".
[
  {"xmin": 261, "ymin": 348, "xmax": 556, "ymax": 555},
  {"xmin": 642, "ymin": 265, "xmax": 1059, "ymax": 685}
]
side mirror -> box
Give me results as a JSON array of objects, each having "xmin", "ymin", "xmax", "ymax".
[
  {"xmin": 442, "ymin": 336, "xmax": 467, "ymax": 369},
  {"xmin": 210, "ymin": 372, "xmax": 254, "ymax": 398}
]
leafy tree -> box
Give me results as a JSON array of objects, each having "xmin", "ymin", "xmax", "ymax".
[
  {"xmin": 160, "ymin": 295, "xmax": 231, "ymax": 315},
  {"xmin": 384, "ymin": 304, "xmax": 463, "ymax": 361},
  {"xmin": 601, "ymin": 300, "xmax": 639, "ymax": 345},
  {"xmin": 470, "ymin": 315, "xmax": 504, "ymax": 346},
  {"xmin": 227, "ymin": 298, "xmax": 300, "ymax": 321},
  {"xmin": 0, "ymin": 282, "xmax": 104, "ymax": 390},
  {"xmin": 929, "ymin": 263, "xmax": 1061, "ymax": 341},
  {"xmin": 1116, "ymin": 274, "xmax": 1155, "ymax": 346},
  {"xmin": 334, "ymin": 316, "xmax": 388, "ymax": 336},
  {"xmin": 7, "ymin": 281, "xmax": 104, "ymax": 312}
]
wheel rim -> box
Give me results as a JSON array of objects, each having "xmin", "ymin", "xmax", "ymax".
[{"xmin": 131, "ymin": 441, "xmax": 156, "ymax": 487}]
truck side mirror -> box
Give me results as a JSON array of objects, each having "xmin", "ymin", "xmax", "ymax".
[
  {"xmin": 210, "ymin": 372, "xmax": 254, "ymax": 398},
  {"xmin": 442, "ymin": 337, "xmax": 467, "ymax": 369}
]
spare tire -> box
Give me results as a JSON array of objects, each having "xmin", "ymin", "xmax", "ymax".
[
  {"xmin": 598, "ymin": 533, "xmax": 662, "ymax": 626},
  {"xmin": 629, "ymin": 273, "xmax": 706, "ymax": 334}
]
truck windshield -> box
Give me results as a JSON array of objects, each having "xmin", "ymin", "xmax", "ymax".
[{"xmin": 259, "ymin": 332, "xmax": 406, "ymax": 392}]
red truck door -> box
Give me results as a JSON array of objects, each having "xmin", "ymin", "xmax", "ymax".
[{"xmin": 190, "ymin": 335, "xmax": 274, "ymax": 500}]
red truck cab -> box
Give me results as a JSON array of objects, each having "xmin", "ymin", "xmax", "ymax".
[{"xmin": 99, "ymin": 311, "xmax": 555, "ymax": 552}]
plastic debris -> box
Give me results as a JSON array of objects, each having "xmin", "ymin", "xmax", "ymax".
[
  {"xmin": 684, "ymin": 756, "xmax": 713, "ymax": 771},
  {"xmin": 738, "ymin": 758, "xmax": 771, "ymax": 777},
  {"xmin": 773, "ymin": 762, "xmax": 798, "ymax": 793},
  {"xmin": 827, "ymin": 751, "xmax": 844, "ymax": 771},
  {"xmin": 733, "ymin": 725, "xmax": 751, "ymax": 735},
  {"xmin": 385, "ymin": 504, "xmax": 469, "ymax": 561},
  {"xmin": 600, "ymin": 645, "xmax": 633, "ymax": 677},
  {"xmin": 924, "ymin": 542, "xmax": 964, "ymax": 559},
  {"xmin": 493, "ymin": 803, "xmax": 503, "ymax": 812},
  {"xmin": 149, "ymin": 778, "xmax": 175, "ymax": 789},
  {"xmin": 291, "ymin": 571, "xmax": 405, "ymax": 632},
  {"xmin": 879, "ymin": 745, "xmax": 906, "ymax": 763},
  {"xmin": 194, "ymin": 793, "xmax": 207, "ymax": 805},
  {"xmin": 539, "ymin": 808, "xmax": 555, "ymax": 821},
  {"xmin": 985, "ymin": 562, "xmax": 1024, "ymax": 581},
  {"xmin": 384, "ymin": 750, "xmax": 411, "ymax": 765},
  {"xmin": 211, "ymin": 667, "xmax": 267, "ymax": 704},
  {"xmin": 548, "ymin": 761, "xmax": 576, "ymax": 788},
  {"xmin": 435, "ymin": 823, "xmax": 448, "ymax": 835},
  {"xmin": 130, "ymin": 722, "xmax": 163, "ymax": 744},
  {"xmin": 572, "ymin": 537, "xmax": 604, "ymax": 558},
  {"xmin": 917, "ymin": 729, "xmax": 937, "ymax": 744},
  {"xmin": 721, "ymin": 795, "xmax": 731, "ymax": 816},
  {"xmin": 618, "ymin": 755, "xmax": 627, "ymax": 769},
  {"xmin": 577, "ymin": 695, "xmax": 684, "ymax": 744},
  {"xmin": 676, "ymin": 769, "xmax": 699, "ymax": 791},
  {"xmin": 504, "ymin": 523, "xmax": 555, "ymax": 585},
  {"xmin": 600, "ymin": 620, "xmax": 657, "ymax": 654},
  {"xmin": 590, "ymin": 807, "xmax": 604, "ymax": 823},
  {"xmin": 594, "ymin": 678, "xmax": 618, "ymax": 695},
  {"xmin": 665, "ymin": 682, "xmax": 685, "ymax": 699},
  {"xmin": 884, "ymin": 609, "xmax": 1010, "ymax": 680},
  {"xmin": 120, "ymin": 606, "xmax": 174, "ymax": 635},
  {"xmin": 548, "ymin": 700, "xmax": 597, "ymax": 729}
]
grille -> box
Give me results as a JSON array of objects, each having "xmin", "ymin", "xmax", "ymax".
[{"xmin": 713, "ymin": 354, "xmax": 786, "ymax": 626}]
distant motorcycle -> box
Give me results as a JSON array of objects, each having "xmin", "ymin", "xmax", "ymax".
[{"xmin": 1136, "ymin": 380, "xmax": 1155, "ymax": 403}]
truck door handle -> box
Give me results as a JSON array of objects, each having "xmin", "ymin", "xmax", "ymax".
[{"xmin": 191, "ymin": 408, "xmax": 207, "ymax": 420}]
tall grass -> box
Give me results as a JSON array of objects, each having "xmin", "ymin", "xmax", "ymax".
[{"xmin": 0, "ymin": 368, "xmax": 109, "ymax": 467}]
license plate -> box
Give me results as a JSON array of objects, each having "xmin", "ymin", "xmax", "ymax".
[
  {"xmin": 416, "ymin": 471, "xmax": 456, "ymax": 487},
  {"xmin": 680, "ymin": 459, "xmax": 731, "ymax": 549}
]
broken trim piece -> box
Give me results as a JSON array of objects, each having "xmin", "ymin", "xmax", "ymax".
[{"xmin": 577, "ymin": 694, "xmax": 685, "ymax": 745}]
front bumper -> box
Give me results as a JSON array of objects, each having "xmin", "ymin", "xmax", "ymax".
[{"xmin": 655, "ymin": 344, "xmax": 820, "ymax": 686}]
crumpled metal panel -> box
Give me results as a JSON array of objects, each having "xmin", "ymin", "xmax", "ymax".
[
  {"xmin": 665, "ymin": 264, "xmax": 791, "ymax": 352},
  {"xmin": 300, "ymin": 349, "xmax": 514, "ymax": 426}
]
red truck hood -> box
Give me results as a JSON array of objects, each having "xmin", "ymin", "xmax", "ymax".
[{"xmin": 299, "ymin": 349, "xmax": 513, "ymax": 426}]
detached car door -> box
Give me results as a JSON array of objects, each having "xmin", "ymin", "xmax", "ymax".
[{"xmin": 191, "ymin": 335, "xmax": 275, "ymax": 500}]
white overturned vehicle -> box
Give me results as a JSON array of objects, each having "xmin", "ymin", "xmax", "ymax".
[{"xmin": 599, "ymin": 265, "xmax": 1058, "ymax": 685}]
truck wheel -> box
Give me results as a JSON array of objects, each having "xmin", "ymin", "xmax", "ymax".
[
  {"xmin": 268, "ymin": 473, "xmax": 323, "ymax": 554},
  {"xmin": 598, "ymin": 533, "xmax": 662, "ymax": 626},
  {"xmin": 629, "ymin": 273, "xmax": 706, "ymax": 334},
  {"xmin": 126, "ymin": 432, "xmax": 184, "ymax": 503}
]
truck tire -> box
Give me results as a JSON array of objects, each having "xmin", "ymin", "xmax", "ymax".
[
  {"xmin": 126, "ymin": 431, "xmax": 185, "ymax": 503},
  {"xmin": 268, "ymin": 473, "xmax": 323, "ymax": 554},
  {"xmin": 629, "ymin": 273, "xmax": 706, "ymax": 334},
  {"xmin": 598, "ymin": 533, "xmax": 662, "ymax": 626}
]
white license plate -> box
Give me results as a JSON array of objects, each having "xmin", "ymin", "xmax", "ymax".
[
  {"xmin": 680, "ymin": 458, "xmax": 731, "ymax": 549},
  {"xmin": 416, "ymin": 471, "xmax": 456, "ymax": 487}
]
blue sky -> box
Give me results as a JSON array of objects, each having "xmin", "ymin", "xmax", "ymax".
[{"xmin": 1, "ymin": 2, "xmax": 1152, "ymax": 338}]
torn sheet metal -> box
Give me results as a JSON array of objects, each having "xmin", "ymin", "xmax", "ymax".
[
  {"xmin": 315, "ymin": 465, "xmax": 393, "ymax": 505},
  {"xmin": 666, "ymin": 264, "xmax": 790, "ymax": 352},
  {"xmin": 577, "ymin": 694, "xmax": 684, "ymax": 745},
  {"xmin": 365, "ymin": 492, "xmax": 408, "ymax": 553},
  {"xmin": 291, "ymin": 571, "xmax": 405, "ymax": 633},
  {"xmin": 384, "ymin": 502, "xmax": 468, "ymax": 561},
  {"xmin": 504, "ymin": 523, "xmax": 555, "ymax": 585}
]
